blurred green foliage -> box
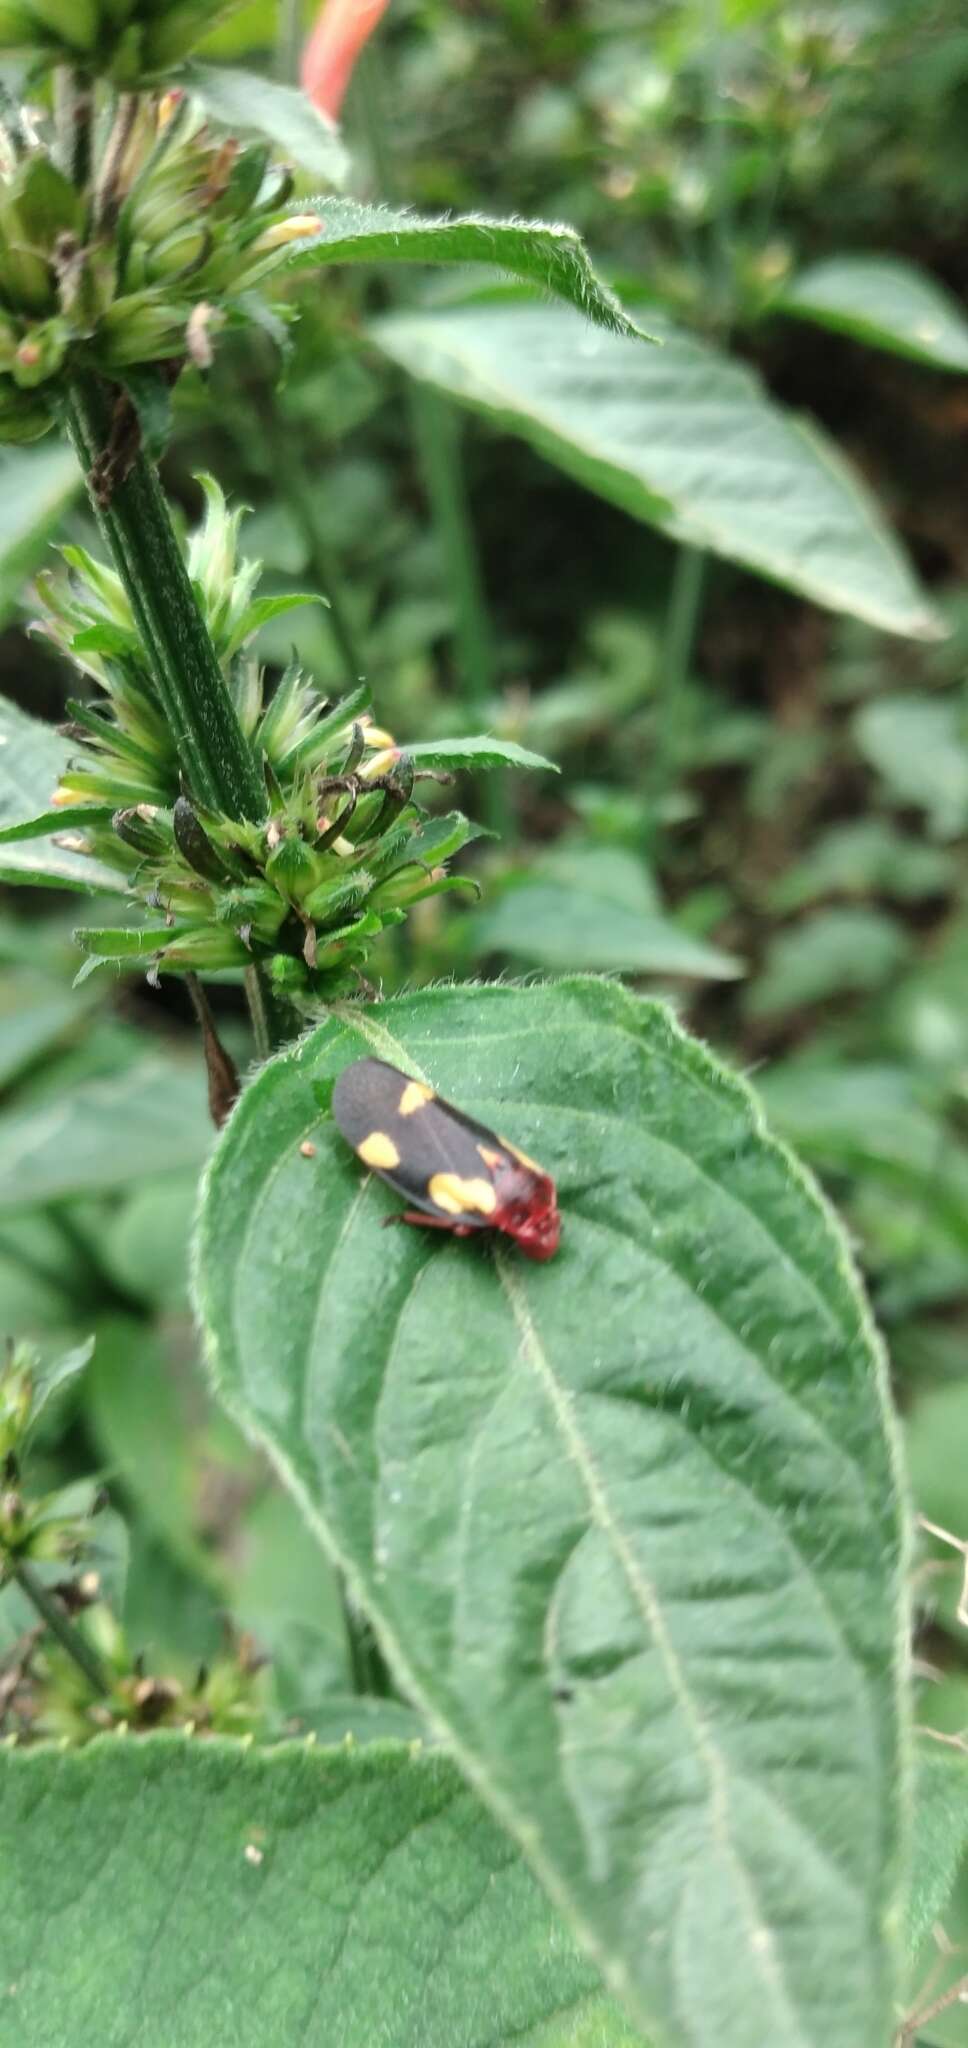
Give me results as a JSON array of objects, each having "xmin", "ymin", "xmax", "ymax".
[{"xmin": 1, "ymin": 3, "xmax": 968, "ymax": 2035}]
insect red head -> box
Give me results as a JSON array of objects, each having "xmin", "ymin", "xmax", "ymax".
[
  {"xmin": 514, "ymin": 1204, "xmax": 561, "ymax": 1261},
  {"xmin": 495, "ymin": 1178, "xmax": 561, "ymax": 1261}
]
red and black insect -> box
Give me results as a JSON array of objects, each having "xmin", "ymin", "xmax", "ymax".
[{"xmin": 331, "ymin": 1056, "xmax": 560, "ymax": 1261}]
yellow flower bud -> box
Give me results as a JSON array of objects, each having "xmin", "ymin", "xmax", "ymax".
[{"xmin": 250, "ymin": 213, "xmax": 323, "ymax": 255}]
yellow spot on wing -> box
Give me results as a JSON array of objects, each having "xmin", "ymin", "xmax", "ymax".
[
  {"xmin": 399, "ymin": 1080, "xmax": 435, "ymax": 1116},
  {"xmin": 477, "ymin": 1145, "xmax": 505, "ymax": 1169},
  {"xmin": 358, "ymin": 1131, "xmax": 400, "ymax": 1170},
  {"xmin": 428, "ymin": 1172, "xmax": 497, "ymax": 1217}
]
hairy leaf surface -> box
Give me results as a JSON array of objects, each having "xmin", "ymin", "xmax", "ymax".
[
  {"xmin": 290, "ymin": 203, "xmax": 648, "ymax": 340},
  {"xmin": 0, "ymin": 1734, "xmax": 640, "ymax": 2048},
  {"xmin": 196, "ymin": 978, "xmax": 907, "ymax": 2048},
  {"xmin": 0, "ymin": 699, "xmax": 123, "ymax": 891},
  {"xmin": 0, "ymin": 443, "xmax": 79, "ymax": 627}
]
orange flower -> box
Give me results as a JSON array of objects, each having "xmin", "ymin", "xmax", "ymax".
[{"xmin": 301, "ymin": 0, "xmax": 391, "ymax": 120}]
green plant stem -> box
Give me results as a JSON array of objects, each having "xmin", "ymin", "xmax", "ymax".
[
  {"xmin": 243, "ymin": 963, "xmax": 292, "ymax": 1061},
  {"xmin": 275, "ymin": 0, "xmax": 304, "ymax": 82},
  {"xmin": 285, "ymin": 446, "xmax": 365, "ymax": 689},
  {"xmin": 62, "ymin": 374, "xmax": 265, "ymax": 821},
  {"xmin": 703, "ymin": 0, "xmax": 734, "ymax": 337},
  {"xmin": 356, "ymin": 40, "xmax": 507, "ymax": 835},
  {"xmin": 647, "ymin": 544, "xmax": 706, "ymax": 858},
  {"xmin": 410, "ymin": 385, "xmax": 508, "ymax": 835},
  {"xmin": 9, "ymin": 1557, "xmax": 110, "ymax": 1696}
]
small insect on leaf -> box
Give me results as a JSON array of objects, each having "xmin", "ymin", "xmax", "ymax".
[{"xmin": 331, "ymin": 1056, "xmax": 560, "ymax": 1260}]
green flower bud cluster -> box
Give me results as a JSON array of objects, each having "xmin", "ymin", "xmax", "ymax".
[
  {"xmin": 0, "ymin": 94, "xmax": 323, "ymax": 442},
  {"xmin": 0, "ymin": 1339, "xmax": 268, "ymax": 1741},
  {"xmin": 37, "ymin": 479, "xmax": 481, "ymax": 1000},
  {"xmin": 0, "ymin": 0, "xmax": 235, "ymax": 84},
  {"xmin": 34, "ymin": 1602, "xmax": 269, "ymax": 1742}
]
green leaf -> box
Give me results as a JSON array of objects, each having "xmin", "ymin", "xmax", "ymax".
[
  {"xmin": 86, "ymin": 1317, "xmax": 217, "ymax": 1584},
  {"xmin": 0, "ymin": 971, "xmax": 82, "ymax": 1090},
  {"xmin": 745, "ymin": 908, "xmax": 909, "ymax": 1019},
  {"xmin": 370, "ymin": 302, "xmax": 941, "ymax": 639},
  {"xmin": 230, "ymin": 1484, "xmax": 349, "ymax": 1708},
  {"xmin": 195, "ymin": 978, "xmax": 906, "ymax": 2048},
  {"xmin": 184, "ymin": 63, "xmax": 349, "ymax": 188},
  {"xmin": 29, "ymin": 1334, "xmax": 94, "ymax": 1432},
  {"xmin": 780, "ymin": 257, "xmax": 968, "ymax": 374},
  {"xmin": 472, "ymin": 852, "xmax": 742, "ymax": 978},
  {"xmin": 0, "ymin": 1212, "xmax": 84, "ymax": 1332},
  {"xmin": 908, "ymin": 1746, "xmax": 968, "ymax": 1958},
  {"xmin": 0, "ymin": 442, "xmax": 80, "ymax": 628},
  {"xmin": 888, "ymin": 915, "xmax": 968, "ymax": 1077},
  {"xmin": 0, "ymin": 1733, "xmax": 642, "ymax": 2048},
  {"xmin": 756, "ymin": 1061, "xmax": 968, "ymax": 1254},
  {"xmin": 102, "ymin": 1172, "xmax": 196, "ymax": 1310},
  {"xmin": 0, "ymin": 1053, "xmax": 210, "ymax": 1211},
  {"xmin": 72, "ymin": 924, "xmax": 175, "ymax": 959},
  {"xmin": 905, "ymin": 1379, "xmax": 968, "ymax": 1546},
  {"xmin": 0, "ymin": 803, "xmax": 117, "ymax": 845},
  {"xmin": 293, "ymin": 1694, "xmax": 428, "ymax": 1745},
  {"xmin": 768, "ymin": 820, "xmax": 953, "ymax": 912},
  {"xmin": 0, "ymin": 698, "xmax": 126, "ymax": 892},
  {"xmin": 290, "ymin": 202, "xmax": 648, "ymax": 341},
  {"xmin": 854, "ymin": 695, "xmax": 968, "ymax": 840},
  {"xmin": 407, "ymin": 736, "xmax": 558, "ymax": 773}
]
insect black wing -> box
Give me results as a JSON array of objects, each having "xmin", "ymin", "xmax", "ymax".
[{"xmin": 332, "ymin": 1056, "xmax": 513, "ymax": 1230}]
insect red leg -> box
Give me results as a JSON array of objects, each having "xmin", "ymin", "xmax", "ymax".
[{"xmin": 382, "ymin": 1211, "xmax": 475, "ymax": 1238}]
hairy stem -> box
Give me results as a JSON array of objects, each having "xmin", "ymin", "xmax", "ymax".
[
  {"xmin": 243, "ymin": 964, "xmax": 292, "ymax": 1061},
  {"xmin": 62, "ymin": 373, "xmax": 265, "ymax": 821},
  {"xmin": 9, "ymin": 1558, "xmax": 111, "ymax": 1697}
]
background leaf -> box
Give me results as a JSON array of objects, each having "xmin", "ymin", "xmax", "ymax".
[
  {"xmin": 289, "ymin": 203, "xmax": 648, "ymax": 340},
  {"xmin": 745, "ymin": 908, "xmax": 909, "ymax": 1019},
  {"xmin": 779, "ymin": 257, "xmax": 968, "ymax": 373},
  {"xmin": 196, "ymin": 978, "xmax": 906, "ymax": 2048},
  {"xmin": 757, "ymin": 1062, "xmax": 968, "ymax": 1257},
  {"xmin": 370, "ymin": 301, "xmax": 941, "ymax": 638},
  {"xmin": 185, "ymin": 64, "xmax": 350, "ymax": 186},
  {"xmin": 854, "ymin": 696, "xmax": 968, "ymax": 840},
  {"xmin": 0, "ymin": 699, "xmax": 125, "ymax": 892},
  {"xmin": 767, "ymin": 821, "xmax": 952, "ymax": 912},
  {"xmin": 0, "ymin": 443, "xmax": 80, "ymax": 629},
  {"xmin": 0, "ymin": 1053, "xmax": 210, "ymax": 1211},
  {"xmin": 908, "ymin": 1746, "xmax": 968, "ymax": 1959},
  {"xmin": 0, "ymin": 1733, "xmax": 643, "ymax": 2048},
  {"xmin": 471, "ymin": 849, "xmax": 742, "ymax": 977},
  {"xmin": 407, "ymin": 736, "xmax": 557, "ymax": 772},
  {"xmin": 86, "ymin": 1318, "xmax": 219, "ymax": 1584},
  {"xmin": 0, "ymin": 970, "xmax": 84, "ymax": 1091}
]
